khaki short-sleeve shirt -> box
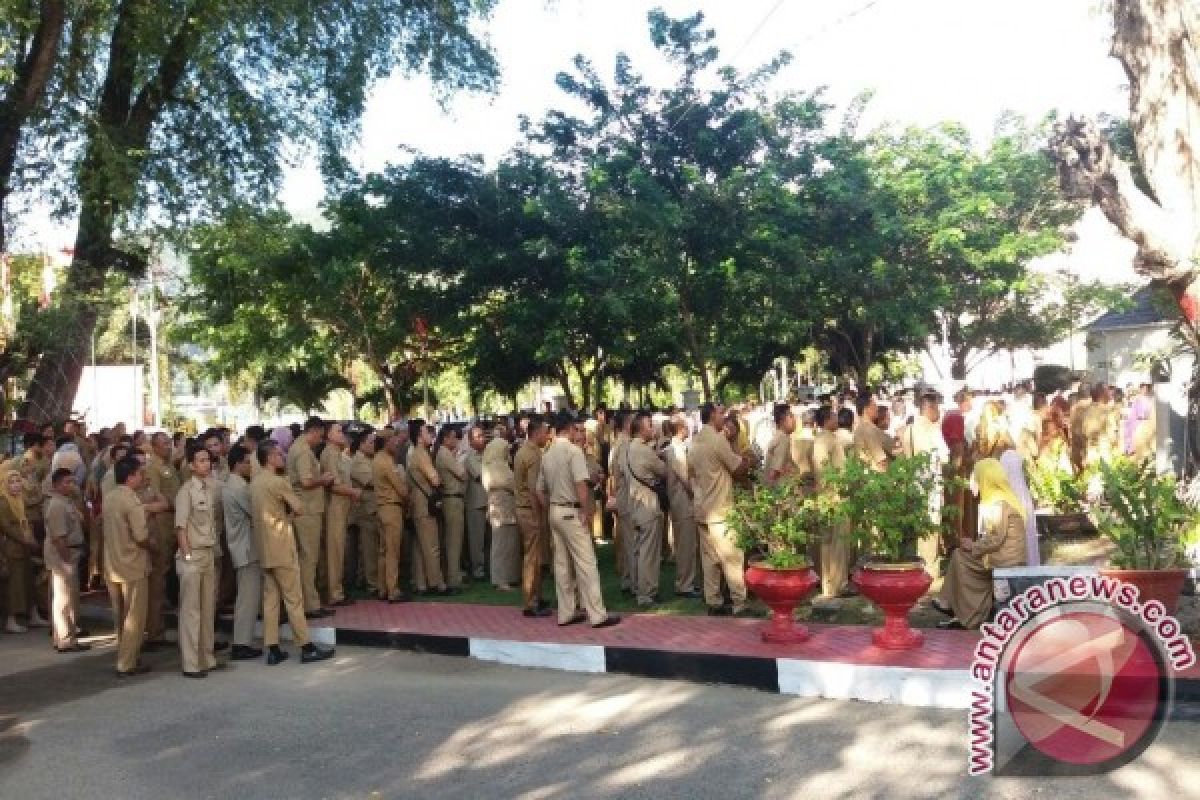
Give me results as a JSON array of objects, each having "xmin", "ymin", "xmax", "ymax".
[
  {"xmin": 287, "ymin": 438, "xmax": 325, "ymax": 516},
  {"xmin": 102, "ymin": 485, "xmax": 150, "ymax": 583},
  {"xmin": 176, "ymin": 476, "xmax": 220, "ymax": 550},
  {"xmin": 537, "ymin": 439, "xmax": 590, "ymax": 506}
]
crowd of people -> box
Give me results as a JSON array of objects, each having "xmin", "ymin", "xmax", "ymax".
[{"xmin": 0, "ymin": 377, "xmax": 1163, "ymax": 669}]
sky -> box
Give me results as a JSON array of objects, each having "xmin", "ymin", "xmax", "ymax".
[{"xmin": 20, "ymin": 0, "xmax": 1128, "ymax": 249}]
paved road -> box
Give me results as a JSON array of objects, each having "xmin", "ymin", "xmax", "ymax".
[{"xmin": 0, "ymin": 628, "xmax": 1197, "ymax": 799}]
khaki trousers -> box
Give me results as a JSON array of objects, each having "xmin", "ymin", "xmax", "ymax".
[
  {"xmin": 87, "ymin": 512, "xmax": 103, "ymax": 581},
  {"xmin": 262, "ymin": 561, "xmax": 310, "ymax": 647},
  {"xmin": 818, "ymin": 522, "xmax": 852, "ymax": 598},
  {"xmin": 177, "ymin": 547, "xmax": 217, "ymax": 673},
  {"xmin": 630, "ymin": 505, "xmax": 663, "ymax": 604},
  {"xmin": 412, "ymin": 511, "xmax": 444, "ymax": 591},
  {"xmin": 145, "ymin": 515, "xmax": 175, "ymax": 640},
  {"xmin": 918, "ymin": 531, "xmax": 942, "ymax": 584},
  {"xmin": 233, "ymin": 562, "xmax": 263, "ymax": 646},
  {"xmin": 615, "ymin": 509, "xmax": 632, "ymax": 588},
  {"xmin": 377, "ymin": 504, "xmax": 404, "ymax": 598},
  {"xmin": 516, "ymin": 506, "xmax": 545, "ymax": 610},
  {"xmin": 5, "ymin": 554, "xmax": 30, "ymax": 617},
  {"xmin": 466, "ymin": 506, "xmax": 486, "ymax": 575},
  {"xmin": 490, "ymin": 523, "xmax": 520, "ymax": 587},
  {"xmin": 107, "ymin": 577, "xmax": 147, "ymax": 672},
  {"xmin": 548, "ymin": 506, "xmax": 607, "ymax": 625},
  {"xmin": 669, "ymin": 498, "xmax": 699, "ymax": 592},
  {"xmin": 293, "ymin": 513, "xmax": 323, "ymax": 611},
  {"xmin": 47, "ymin": 547, "xmax": 81, "ymax": 648},
  {"xmin": 325, "ymin": 497, "xmax": 350, "ymax": 602},
  {"xmin": 698, "ymin": 520, "xmax": 747, "ymax": 611},
  {"xmin": 355, "ymin": 513, "xmax": 380, "ymax": 594},
  {"xmin": 442, "ymin": 497, "xmax": 465, "ymax": 588}
]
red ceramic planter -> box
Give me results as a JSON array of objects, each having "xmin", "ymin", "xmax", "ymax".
[
  {"xmin": 1099, "ymin": 568, "xmax": 1188, "ymax": 615},
  {"xmin": 745, "ymin": 563, "xmax": 820, "ymax": 644},
  {"xmin": 853, "ymin": 563, "xmax": 932, "ymax": 650}
]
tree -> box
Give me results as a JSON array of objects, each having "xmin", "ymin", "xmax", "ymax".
[
  {"xmin": 22, "ymin": 0, "xmax": 499, "ymax": 421},
  {"xmin": 527, "ymin": 10, "xmax": 830, "ymax": 402},
  {"xmin": 0, "ymin": 0, "xmax": 67, "ymax": 254},
  {"xmin": 1049, "ymin": 0, "xmax": 1200, "ymax": 333}
]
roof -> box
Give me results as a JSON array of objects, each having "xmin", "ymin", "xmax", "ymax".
[{"xmin": 1086, "ymin": 285, "xmax": 1173, "ymax": 332}]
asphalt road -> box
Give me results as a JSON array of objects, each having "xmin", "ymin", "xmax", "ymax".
[{"xmin": 1, "ymin": 628, "xmax": 1197, "ymax": 799}]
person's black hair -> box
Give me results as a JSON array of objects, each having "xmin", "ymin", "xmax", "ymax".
[
  {"xmin": 245, "ymin": 425, "xmax": 266, "ymax": 442},
  {"xmin": 837, "ymin": 408, "xmax": 855, "ymax": 430},
  {"xmin": 634, "ymin": 410, "xmax": 652, "ymax": 431},
  {"xmin": 856, "ymin": 394, "xmax": 875, "ymax": 417},
  {"xmin": 526, "ymin": 415, "xmax": 547, "ymax": 436},
  {"xmin": 407, "ymin": 418, "xmax": 424, "ymax": 442},
  {"xmin": 699, "ymin": 403, "xmax": 717, "ymax": 425},
  {"xmin": 772, "ymin": 403, "xmax": 791, "ymax": 427},
  {"xmin": 50, "ymin": 467, "xmax": 74, "ymax": 486},
  {"xmin": 22, "ymin": 432, "xmax": 43, "ymax": 449},
  {"xmin": 186, "ymin": 443, "xmax": 210, "ymax": 464},
  {"xmin": 553, "ymin": 411, "xmax": 575, "ymax": 434},
  {"xmin": 303, "ymin": 416, "xmax": 325, "ymax": 432},
  {"xmin": 257, "ymin": 440, "xmax": 277, "ymax": 468},
  {"xmin": 289, "ymin": 423, "xmax": 301, "ymax": 438},
  {"xmin": 55, "ymin": 435, "xmax": 72, "ymax": 450},
  {"xmin": 814, "ymin": 405, "xmax": 833, "ymax": 429},
  {"xmin": 919, "ymin": 393, "xmax": 940, "ymax": 411},
  {"xmin": 114, "ymin": 455, "xmax": 142, "ymax": 485},
  {"xmin": 227, "ymin": 444, "xmax": 249, "ymax": 469}
]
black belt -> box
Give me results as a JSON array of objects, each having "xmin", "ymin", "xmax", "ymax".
[
  {"xmin": 516, "ymin": 504, "xmax": 533, "ymax": 510},
  {"xmin": 358, "ymin": 484, "xmax": 374, "ymax": 490},
  {"xmin": 551, "ymin": 502, "xmax": 581, "ymax": 508},
  {"xmin": 443, "ymin": 493, "xmax": 464, "ymax": 498}
]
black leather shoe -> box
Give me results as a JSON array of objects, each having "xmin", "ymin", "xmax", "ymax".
[
  {"xmin": 116, "ymin": 663, "xmax": 151, "ymax": 677},
  {"xmin": 931, "ymin": 599, "xmax": 954, "ymax": 617},
  {"xmin": 230, "ymin": 645, "xmax": 263, "ymax": 661},
  {"xmin": 386, "ymin": 593, "xmax": 411, "ymax": 604},
  {"xmin": 331, "ymin": 598, "xmax": 355, "ymax": 607},
  {"xmin": 732, "ymin": 608, "xmax": 764, "ymax": 619},
  {"xmin": 707, "ymin": 605, "xmax": 732, "ymax": 617},
  {"xmin": 182, "ymin": 670, "xmax": 207, "ymax": 679},
  {"xmin": 266, "ymin": 648, "xmax": 289, "ymax": 666},
  {"xmin": 938, "ymin": 619, "xmax": 966, "ymax": 630},
  {"xmin": 591, "ymin": 615, "xmax": 621, "ymax": 629},
  {"xmin": 436, "ymin": 587, "xmax": 460, "ymax": 596},
  {"xmin": 56, "ymin": 643, "xmax": 91, "ymax": 653},
  {"xmin": 674, "ymin": 590, "xmax": 702, "ymax": 599},
  {"xmin": 523, "ymin": 607, "xmax": 553, "ymax": 618},
  {"xmin": 558, "ymin": 612, "xmax": 587, "ymax": 626},
  {"xmin": 142, "ymin": 639, "xmax": 170, "ymax": 651},
  {"xmin": 304, "ymin": 609, "xmax": 331, "ymax": 619},
  {"xmin": 213, "ymin": 640, "xmax": 229, "ymax": 651},
  {"xmin": 74, "ymin": 627, "xmax": 91, "ymax": 638},
  {"xmin": 300, "ymin": 645, "xmax": 335, "ymax": 663}
]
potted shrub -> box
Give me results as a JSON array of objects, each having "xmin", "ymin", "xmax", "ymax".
[
  {"xmin": 825, "ymin": 453, "xmax": 945, "ymax": 650},
  {"xmin": 732, "ymin": 477, "xmax": 822, "ymax": 643},
  {"xmin": 1087, "ymin": 458, "xmax": 1199, "ymax": 614}
]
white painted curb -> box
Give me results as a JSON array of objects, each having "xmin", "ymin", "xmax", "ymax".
[
  {"xmin": 469, "ymin": 638, "xmax": 607, "ymax": 674},
  {"xmin": 777, "ymin": 659, "xmax": 973, "ymax": 709}
]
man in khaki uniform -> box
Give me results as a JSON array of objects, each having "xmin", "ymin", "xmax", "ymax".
[
  {"xmin": 483, "ymin": 424, "xmax": 519, "ymax": 590},
  {"xmin": 900, "ymin": 394, "xmax": 950, "ymax": 581},
  {"xmin": 348, "ymin": 432, "xmax": 379, "ymax": 595},
  {"xmin": 406, "ymin": 423, "xmax": 450, "ymax": 595},
  {"xmin": 627, "ymin": 411, "xmax": 667, "ymax": 608},
  {"xmin": 44, "ymin": 468, "xmax": 89, "ymax": 652},
  {"xmin": 514, "ymin": 418, "xmax": 550, "ymax": 616},
  {"xmin": 463, "ymin": 425, "xmax": 488, "ymax": 580},
  {"xmin": 812, "ymin": 406, "xmax": 849, "ymax": 599},
  {"xmin": 608, "ymin": 411, "xmax": 633, "ymax": 591},
  {"xmin": 145, "ymin": 432, "xmax": 181, "ymax": 646},
  {"xmin": 1068, "ymin": 388, "xmax": 1092, "ymax": 473},
  {"xmin": 373, "ymin": 432, "xmax": 409, "ymax": 602},
  {"xmin": 17, "ymin": 432, "xmax": 51, "ymax": 539},
  {"xmin": 1081, "ymin": 385, "xmax": 1116, "ymax": 467},
  {"xmin": 435, "ymin": 427, "xmax": 467, "ymax": 590},
  {"xmin": 852, "ymin": 395, "xmax": 891, "ymax": 472},
  {"xmin": 102, "ymin": 456, "xmax": 156, "ymax": 675},
  {"xmin": 175, "ymin": 446, "xmax": 222, "ymax": 677},
  {"xmin": 222, "ymin": 444, "xmax": 262, "ymax": 660},
  {"xmin": 287, "ymin": 417, "xmax": 334, "ymax": 617},
  {"xmin": 764, "ymin": 404, "xmax": 798, "ymax": 485},
  {"xmin": 321, "ymin": 423, "xmax": 360, "ymax": 606},
  {"xmin": 688, "ymin": 404, "xmax": 752, "ymax": 617},
  {"xmin": 790, "ymin": 410, "xmax": 817, "ymax": 489},
  {"xmin": 665, "ymin": 418, "xmax": 699, "ymax": 597},
  {"xmin": 535, "ymin": 414, "xmax": 619, "ymax": 629},
  {"xmin": 251, "ymin": 441, "xmax": 333, "ymax": 665}
]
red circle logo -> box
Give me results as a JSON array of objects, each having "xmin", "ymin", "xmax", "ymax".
[{"xmin": 1004, "ymin": 609, "xmax": 1165, "ymax": 766}]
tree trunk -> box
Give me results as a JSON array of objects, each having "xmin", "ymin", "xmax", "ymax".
[
  {"xmin": 678, "ymin": 297, "xmax": 712, "ymax": 402},
  {"xmin": 950, "ymin": 349, "xmax": 968, "ymax": 381},
  {"xmin": 0, "ymin": 0, "xmax": 66, "ymax": 255},
  {"xmin": 1049, "ymin": 1, "xmax": 1200, "ymax": 322},
  {"xmin": 22, "ymin": 304, "xmax": 98, "ymax": 423}
]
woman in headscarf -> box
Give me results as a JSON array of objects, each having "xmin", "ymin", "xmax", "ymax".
[
  {"xmin": 269, "ymin": 425, "xmax": 294, "ymax": 456},
  {"xmin": 933, "ymin": 458, "xmax": 1028, "ymax": 630},
  {"xmin": 1, "ymin": 464, "xmax": 48, "ymax": 633}
]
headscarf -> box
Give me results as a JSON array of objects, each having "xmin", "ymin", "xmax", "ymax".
[
  {"xmin": 999, "ymin": 449, "xmax": 1039, "ymax": 566},
  {"xmin": 270, "ymin": 425, "xmax": 294, "ymax": 455},
  {"xmin": 973, "ymin": 458, "xmax": 1026, "ymax": 523},
  {"xmin": 0, "ymin": 461, "xmax": 28, "ymax": 524}
]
